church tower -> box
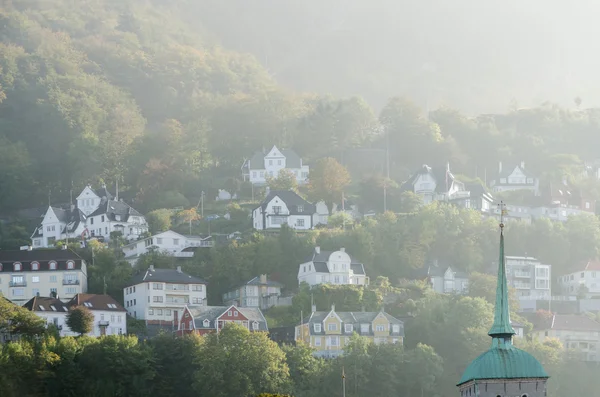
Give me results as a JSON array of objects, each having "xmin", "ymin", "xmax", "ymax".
[{"xmin": 458, "ymin": 203, "xmax": 549, "ymax": 397}]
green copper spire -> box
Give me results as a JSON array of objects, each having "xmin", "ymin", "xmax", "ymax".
[{"xmin": 488, "ymin": 202, "xmax": 515, "ymax": 339}]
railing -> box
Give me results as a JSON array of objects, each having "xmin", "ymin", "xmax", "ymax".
[
  {"xmin": 98, "ymin": 320, "xmax": 110, "ymax": 326},
  {"xmin": 63, "ymin": 279, "xmax": 80, "ymax": 285},
  {"xmin": 9, "ymin": 281, "xmax": 27, "ymax": 287},
  {"xmin": 166, "ymin": 297, "xmax": 189, "ymax": 304},
  {"xmin": 513, "ymin": 283, "xmax": 532, "ymax": 289},
  {"xmin": 513, "ymin": 271, "xmax": 531, "ymax": 278},
  {"xmin": 174, "ymin": 252, "xmax": 194, "ymax": 258}
]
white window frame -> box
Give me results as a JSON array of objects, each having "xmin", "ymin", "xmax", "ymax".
[{"xmin": 314, "ymin": 323, "xmax": 322, "ymax": 332}]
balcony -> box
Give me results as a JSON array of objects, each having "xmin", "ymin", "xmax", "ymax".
[
  {"xmin": 62, "ymin": 279, "xmax": 80, "ymax": 285},
  {"xmin": 165, "ymin": 297, "xmax": 189, "ymax": 304},
  {"xmin": 98, "ymin": 320, "xmax": 110, "ymax": 327},
  {"xmin": 513, "ymin": 282, "xmax": 532, "ymax": 290},
  {"xmin": 174, "ymin": 252, "xmax": 194, "ymax": 258},
  {"xmin": 9, "ymin": 280, "xmax": 27, "ymax": 287},
  {"xmin": 513, "ymin": 271, "xmax": 531, "ymax": 278}
]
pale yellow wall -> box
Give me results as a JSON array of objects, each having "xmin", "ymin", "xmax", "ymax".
[
  {"xmin": 372, "ymin": 314, "xmax": 390, "ymax": 337},
  {"xmin": 324, "ymin": 314, "xmax": 341, "ymax": 335}
]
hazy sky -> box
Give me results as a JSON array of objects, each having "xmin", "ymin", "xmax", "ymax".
[{"xmin": 195, "ymin": 0, "xmax": 600, "ymax": 113}]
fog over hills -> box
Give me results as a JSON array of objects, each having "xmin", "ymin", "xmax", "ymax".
[{"xmin": 191, "ymin": 0, "xmax": 600, "ymax": 113}]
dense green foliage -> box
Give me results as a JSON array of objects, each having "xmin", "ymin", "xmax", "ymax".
[{"xmin": 65, "ymin": 306, "xmax": 94, "ymax": 336}]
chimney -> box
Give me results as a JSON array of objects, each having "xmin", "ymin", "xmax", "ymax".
[
  {"xmin": 149, "ymin": 265, "xmax": 155, "ymax": 271},
  {"xmin": 311, "ymin": 304, "xmax": 316, "ymax": 313},
  {"xmin": 176, "ymin": 266, "xmax": 182, "ymax": 273},
  {"xmin": 315, "ymin": 246, "xmax": 320, "ymax": 254},
  {"xmin": 520, "ymin": 161, "xmax": 525, "ymax": 169},
  {"xmin": 331, "ymin": 304, "xmax": 335, "ymax": 312},
  {"xmin": 260, "ymin": 274, "xmax": 267, "ymax": 284},
  {"xmin": 498, "ymin": 161, "xmax": 503, "ymax": 173},
  {"xmin": 340, "ymin": 247, "xmax": 345, "ymax": 253}
]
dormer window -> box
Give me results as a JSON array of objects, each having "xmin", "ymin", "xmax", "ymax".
[
  {"xmin": 297, "ymin": 205, "xmax": 303, "ymax": 212},
  {"xmin": 252, "ymin": 321, "xmax": 259, "ymax": 330},
  {"xmin": 0, "ymin": 263, "xmax": 3, "ymax": 271},
  {"xmin": 66, "ymin": 261, "xmax": 75, "ymax": 270},
  {"xmin": 345, "ymin": 324, "xmax": 353, "ymax": 333},
  {"xmin": 31, "ymin": 262, "xmax": 40, "ymax": 271},
  {"xmin": 203, "ymin": 319, "xmax": 210, "ymax": 327},
  {"xmin": 392, "ymin": 324, "xmax": 400, "ymax": 333},
  {"xmin": 49, "ymin": 261, "xmax": 57, "ymax": 270},
  {"xmin": 314, "ymin": 323, "xmax": 322, "ymax": 332},
  {"xmin": 13, "ymin": 262, "xmax": 22, "ymax": 272}
]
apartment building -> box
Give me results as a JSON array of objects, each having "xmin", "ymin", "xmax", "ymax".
[
  {"xmin": 505, "ymin": 256, "xmax": 551, "ymax": 302},
  {"xmin": 0, "ymin": 249, "xmax": 88, "ymax": 304},
  {"xmin": 558, "ymin": 261, "xmax": 600, "ymax": 298},
  {"xmin": 295, "ymin": 305, "xmax": 404, "ymax": 358},
  {"xmin": 123, "ymin": 265, "xmax": 207, "ymax": 325}
]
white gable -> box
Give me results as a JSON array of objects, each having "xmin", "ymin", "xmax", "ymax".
[
  {"xmin": 265, "ymin": 145, "xmax": 284, "ymax": 159},
  {"xmin": 508, "ymin": 167, "xmax": 526, "ymax": 178},
  {"xmin": 42, "ymin": 207, "xmax": 59, "ymax": 224},
  {"xmin": 76, "ymin": 186, "xmax": 100, "ymax": 201}
]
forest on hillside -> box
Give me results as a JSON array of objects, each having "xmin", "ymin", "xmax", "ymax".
[{"xmin": 2, "ymin": 0, "xmax": 600, "ymax": 215}]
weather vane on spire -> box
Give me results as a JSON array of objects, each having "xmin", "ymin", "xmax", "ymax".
[{"xmin": 498, "ymin": 201, "xmax": 507, "ymax": 229}]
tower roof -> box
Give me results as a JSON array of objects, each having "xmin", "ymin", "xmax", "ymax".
[{"xmin": 458, "ymin": 203, "xmax": 548, "ymax": 386}]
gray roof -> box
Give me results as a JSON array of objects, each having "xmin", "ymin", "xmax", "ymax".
[
  {"xmin": 31, "ymin": 207, "xmax": 87, "ymax": 237},
  {"xmin": 400, "ymin": 164, "xmax": 457, "ymax": 194},
  {"xmin": 127, "ymin": 267, "xmax": 207, "ymax": 287},
  {"xmin": 259, "ymin": 190, "xmax": 315, "ymax": 215},
  {"xmin": 412, "ymin": 265, "xmax": 468, "ymax": 280},
  {"xmin": 246, "ymin": 276, "xmax": 284, "ymax": 288},
  {"xmin": 188, "ymin": 305, "xmax": 268, "ymax": 331},
  {"xmin": 89, "ymin": 199, "xmax": 143, "ymax": 221},
  {"xmin": 303, "ymin": 249, "xmax": 366, "ymax": 275},
  {"xmin": 305, "ymin": 310, "xmax": 404, "ymax": 337}
]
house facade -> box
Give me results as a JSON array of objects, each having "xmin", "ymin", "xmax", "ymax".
[
  {"xmin": 23, "ymin": 294, "xmax": 126, "ymax": 337},
  {"xmin": 67, "ymin": 293, "xmax": 127, "ymax": 336},
  {"xmin": 22, "ymin": 296, "xmax": 76, "ymax": 337},
  {"xmin": 176, "ymin": 304, "xmax": 268, "ymax": 336},
  {"xmin": 121, "ymin": 230, "xmax": 214, "ymax": 266},
  {"xmin": 31, "ymin": 185, "xmax": 148, "ymax": 248},
  {"xmin": 298, "ymin": 247, "xmax": 369, "ymax": 287},
  {"xmin": 532, "ymin": 314, "xmax": 600, "ymax": 362},
  {"xmin": 0, "ymin": 249, "xmax": 88, "ymax": 304},
  {"xmin": 505, "ymin": 256, "xmax": 551, "ymax": 301},
  {"xmin": 253, "ymin": 190, "xmax": 321, "ymax": 230},
  {"xmin": 400, "ymin": 163, "xmax": 471, "ymax": 206},
  {"xmin": 123, "ymin": 266, "xmax": 207, "ymax": 326},
  {"xmin": 295, "ymin": 306, "xmax": 404, "ymax": 358},
  {"xmin": 412, "ymin": 264, "xmax": 469, "ymax": 294},
  {"xmin": 558, "ymin": 261, "xmax": 600, "ymax": 298},
  {"xmin": 222, "ymin": 274, "xmax": 291, "ymax": 310},
  {"xmin": 489, "ymin": 162, "xmax": 540, "ymax": 195},
  {"xmin": 242, "ymin": 145, "xmax": 309, "ymax": 185}
]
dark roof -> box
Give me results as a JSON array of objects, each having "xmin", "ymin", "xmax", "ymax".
[
  {"xmin": 259, "ymin": 190, "xmax": 315, "ymax": 215},
  {"xmin": 399, "ymin": 164, "xmax": 457, "ymax": 194},
  {"xmin": 0, "ymin": 249, "xmax": 84, "ymax": 272},
  {"xmin": 88, "ymin": 199, "xmax": 143, "ymax": 222},
  {"xmin": 303, "ymin": 249, "xmax": 362, "ymax": 264},
  {"xmin": 411, "ymin": 265, "xmax": 468, "ymax": 280},
  {"xmin": 498, "ymin": 164, "xmax": 534, "ymax": 179},
  {"xmin": 31, "ymin": 207, "xmax": 87, "ymax": 237},
  {"xmin": 280, "ymin": 149, "xmax": 302, "ymax": 168},
  {"xmin": 188, "ymin": 305, "xmax": 268, "ymax": 331},
  {"xmin": 246, "ymin": 276, "xmax": 284, "ymax": 288},
  {"xmin": 127, "ymin": 267, "xmax": 207, "ymax": 286},
  {"xmin": 547, "ymin": 314, "xmax": 600, "ymax": 332},
  {"xmin": 92, "ymin": 186, "xmax": 113, "ymax": 200},
  {"xmin": 23, "ymin": 296, "xmax": 69, "ymax": 312},
  {"xmin": 466, "ymin": 183, "xmax": 493, "ymax": 199},
  {"xmin": 67, "ymin": 294, "xmax": 126, "ymax": 312}
]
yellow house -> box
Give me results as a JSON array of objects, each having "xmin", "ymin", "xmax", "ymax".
[
  {"xmin": 295, "ymin": 305, "xmax": 404, "ymax": 358},
  {"xmin": 531, "ymin": 314, "xmax": 600, "ymax": 362}
]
